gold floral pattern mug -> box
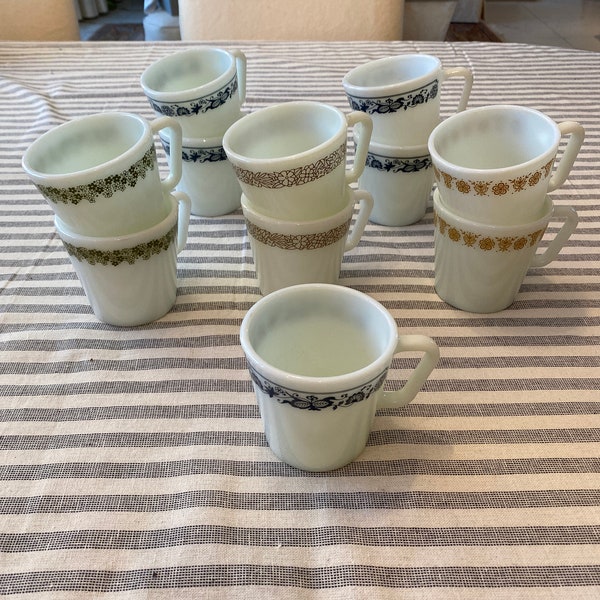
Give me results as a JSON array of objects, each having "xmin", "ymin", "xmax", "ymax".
[{"xmin": 428, "ymin": 104, "xmax": 585, "ymax": 226}]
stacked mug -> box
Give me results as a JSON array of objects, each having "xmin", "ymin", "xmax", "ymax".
[
  {"xmin": 428, "ymin": 104, "xmax": 585, "ymax": 313},
  {"xmin": 22, "ymin": 112, "xmax": 191, "ymax": 326},
  {"xmin": 141, "ymin": 47, "xmax": 246, "ymax": 217},
  {"xmin": 343, "ymin": 54, "xmax": 473, "ymax": 226},
  {"xmin": 222, "ymin": 100, "xmax": 375, "ymax": 295}
]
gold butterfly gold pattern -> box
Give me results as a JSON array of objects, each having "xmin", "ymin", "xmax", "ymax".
[
  {"xmin": 434, "ymin": 211, "xmax": 546, "ymax": 252},
  {"xmin": 434, "ymin": 158, "xmax": 554, "ymax": 197}
]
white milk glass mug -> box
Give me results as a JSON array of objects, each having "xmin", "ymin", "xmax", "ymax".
[
  {"xmin": 240, "ymin": 283, "xmax": 440, "ymax": 471},
  {"xmin": 343, "ymin": 53, "xmax": 472, "ymax": 146},
  {"xmin": 22, "ymin": 112, "xmax": 182, "ymax": 237},
  {"xmin": 242, "ymin": 186, "xmax": 373, "ymax": 295},
  {"xmin": 160, "ymin": 131, "xmax": 241, "ymax": 217},
  {"xmin": 359, "ymin": 141, "xmax": 434, "ymax": 226},
  {"xmin": 55, "ymin": 191, "xmax": 191, "ymax": 326},
  {"xmin": 223, "ymin": 101, "xmax": 373, "ymax": 221},
  {"xmin": 140, "ymin": 47, "xmax": 246, "ymax": 138},
  {"xmin": 428, "ymin": 104, "xmax": 585, "ymax": 225},
  {"xmin": 433, "ymin": 189, "xmax": 578, "ymax": 313}
]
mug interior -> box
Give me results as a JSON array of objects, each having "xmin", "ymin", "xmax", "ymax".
[
  {"xmin": 246, "ymin": 286, "xmax": 393, "ymax": 378},
  {"xmin": 346, "ymin": 54, "xmax": 438, "ymax": 89},
  {"xmin": 432, "ymin": 107, "xmax": 558, "ymax": 170},
  {"xmin": 226, "ymin": 103, "xmax": 342, "ymax": 160},
  {"xmin": 25, "ymin": 114, "xmax": 146, "ymax": 176},
  {"xmin": 143, "ymin": 49, "xmax": 231, "ymax": 94}
]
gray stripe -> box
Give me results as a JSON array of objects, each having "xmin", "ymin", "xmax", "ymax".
[
  {"xmin": 1, "ymin": 428, "xmax": 599, "ymax": 451},
  {"xmin": 2, "ymin": 525, "xmax": 599, "ymax": 553},
  {"xmin": 1, "ymin": 565, "xmax": 600, "ymax": 595},
  {"xmin": 2, "ymin": 489, "xmax": 600, "ymax": 515},
  {"xmin": 1, "ymin": 457, "xmax": 598, "ymax": 481}
]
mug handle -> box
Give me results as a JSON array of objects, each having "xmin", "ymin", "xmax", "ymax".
[
  {"xmin": 344, "ymin": 189, "xmax": 374, "ymax": 251},
  {"xmin": 530, "ymin": 205, "xmax": 578, "ymax": 268},
  {"xmin": 378, "ymin": 335, "xmax": 440, "ymax": 409},
  {"xmin": 546, "ymin": 122, "xmax": 585, "ymax": 192},
  {"xmin": 231, "ymin": 49, "xmax": 247, "ymax": 104},
  {"xmin": 345, "ymin": 111, "xmax": 373, "ymax": 185},
  {"xmin": 171, "ymin": 190, "xmax": 192, "ymax": 253},
  {"xmin": 151, "ymin": 116, "xmax": 183, "ymax": 193},
  {"xmin": 440, "ymin": 67, "xmax": 473, "ymax": 113}
]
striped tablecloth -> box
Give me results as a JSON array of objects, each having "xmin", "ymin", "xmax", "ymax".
[{"xmin": 1, "ymin": 40, "xmax": 599, "ymax": 598}]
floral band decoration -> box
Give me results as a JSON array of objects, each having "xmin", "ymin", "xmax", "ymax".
[
  {"xmin": 233, "ymin": 143, "xmax": 346, "ymax": 189},
  {"xmin": 61, "ymin": 224, "xmax": 177, "ymax": 267},
  {"xmin": 37, "ymin": 147, "xmax": 156, "ymax": 205},
  {"xmin": 162, "ymin": 139, "xmax": 227, "ymax": 163},
  {"xmin": 434, "ymin": 158, "xmax": 554, "ymax": 197},
  {"xmin": 366, "ymin": 152, "xmax": 432, "ymax": 174},
  {"xmin": 249, "ymin": 364, "xmax": 388, "ymax": 411},
  {"xmin": 346, "ymin": 79, "xmax": 438, "ymax": 115},
  {"xmin": 434, "ymin": 211, "xmax": 546, "ymax": 253},
  {"xmin": 246, "ymin": 218, "xmax": 351, "ymax": 251},
  {"xmin": 148, "ymin": 74, "xmax": 238, "ymax": 118}
]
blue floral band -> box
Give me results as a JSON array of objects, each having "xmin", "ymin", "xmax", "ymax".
[
  {"xmin": 366, "ymin": 152, "xmax": 432, "ymax": 174},
  {"xmin": 346, "ymin": 79, "xmax": 438, "ymax": 115},
  {"xmin": 249, "ymin": 364, "xmax": 387, "ymax": 411},
  {"xmin": 147, "ymin": 74, "xmax": 238, "ymax": 118},
  {"xmin": 162, "ymin": 139, "xmax": 227, "ymax": 164}
]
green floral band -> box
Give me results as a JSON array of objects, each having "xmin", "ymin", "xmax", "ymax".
[
  {"xmin": 61, "ymin": 223, "xmax": 177, "ymax": 266},
  {"xmin": 37, "ymin": 146, "xmax": 157, "ymax": 205}
]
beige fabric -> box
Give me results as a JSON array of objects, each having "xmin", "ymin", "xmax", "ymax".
[
  {"xmin": 179, "ymin": 0, "xmax": 405, "ymax": 40},
  {"xmin": 0, "ymin": 0, "xmax": 80, "ymax": 40}
]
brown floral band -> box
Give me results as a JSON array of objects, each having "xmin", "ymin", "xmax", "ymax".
[
  {"xmin": 37, "ymin": 146, "xmax": 157, "ymax": 205},
  {"xmin": 233, "ymin": 143, "xmax": 346, "ymax": 189},
  {"xmin": 246, "ymin": 218, "xmax": 351, "ymax": 250},
  {"xmin": 434, "ymin": 211, "xmax": 546, "ymax": 253},
  {"xmin": 61, "ymin": 224, "xmax": 177, "ymax": 266},
  {"xmin": 434, "ymin": 158, "xmax": 554, "ymax": 197}
]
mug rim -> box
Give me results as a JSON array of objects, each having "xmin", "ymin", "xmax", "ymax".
[
  {"xmin": 140, "ymin": 47, "xmax": 236, "ymax": 102},
  {"xmin": 342, "ymin": 53, "xmax": 441, "ymax": 96},
  {"xmin": 222, "ymin": 101, "xmax": 346, "ymax": 169},
  {"xmin": 367, "ymin": 140, "xmax": 430, "ymax": 159},
  {"xmin": 55, "ymin": 192, "xmax": 178, "ymax": 250},
  {"xmin": 241, "ymin": 186, "xmax": 355, "ymax": 232},
  {"xmin": 22, "ymin": 112, "xmax": 151, "ymax": 187},
  {"xmin": 433, "ymin": 188, "xmax": 553, "ymax": 233},
  {"xmin": 240, "ymin": 283, "xmax": 398, "ymax": 390},
  {"xmin": 427, "ymin": 104, "xmax": 561, "ymax": 177}
]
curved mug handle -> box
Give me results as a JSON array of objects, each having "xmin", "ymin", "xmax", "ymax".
[
  {"xmin": 547, "ymin": 121, "xmax": 585, "ymax": 193},
  {"xmin": 230, "ymin": 49, "xmax": 247, "ymax": 105},
  {"xmin": 151, "ymin": 116, "xmax": 183, "ymax": 193},
  {"xmin": 345, "ymin": 111, "xmax": 373, "ymax": 185},
  {"xmin": 440, "ymin": 67, "xmax": 473, "ymax": 113},
  {"xmin": 344, "ymin": 189, "xmax": 374, "ymax": 252},
  {"xmin": 530, "ymin": 205, "xmax": 578, "ymax": 268},
  {"xmin": 171, "ymin": 190, "xmax": 191, "ymax": 253},
  {"xmin": 378, "ymin": 335, "xmax": 440, "ymax": 409}
]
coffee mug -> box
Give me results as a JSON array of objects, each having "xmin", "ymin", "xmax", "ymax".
[
  {"xmin": 223, "ymin": 101, "xmax": 373, "ymax": 221},
  {"xmin": 240, "ymin": 283, "xmax": 440, "ymax": 471},
  {"xmin": 140, "ymin": 47, "xmax": 246, "ymax": 138},
  {"xmin": 342, "ymin": 53, "xmax": 472, "ymax": 146},
  {"xmin": 428, "ymin": 104, "xmax": 585, "ymax": 225},
  {"xmin": 22, "ymin": 112, "xmax": 182, "ymax": 237},
  {"xmin": 359, "ymin": 141, "xmax": 433, "ymax": 226},
  {"xmin": 55, "ymin": 191, "xmax": 191, "ymax": 326},
  {"xmin": 160, "ymin": 131, "xmax": 241, "ymax": 217},
  {"xmin": 433, "ymin": 189, "xmax": 578, "ymax": 313},
  {"xmin": 242, "ymin": 186, "xmax": 373, "ymax": 295}
]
